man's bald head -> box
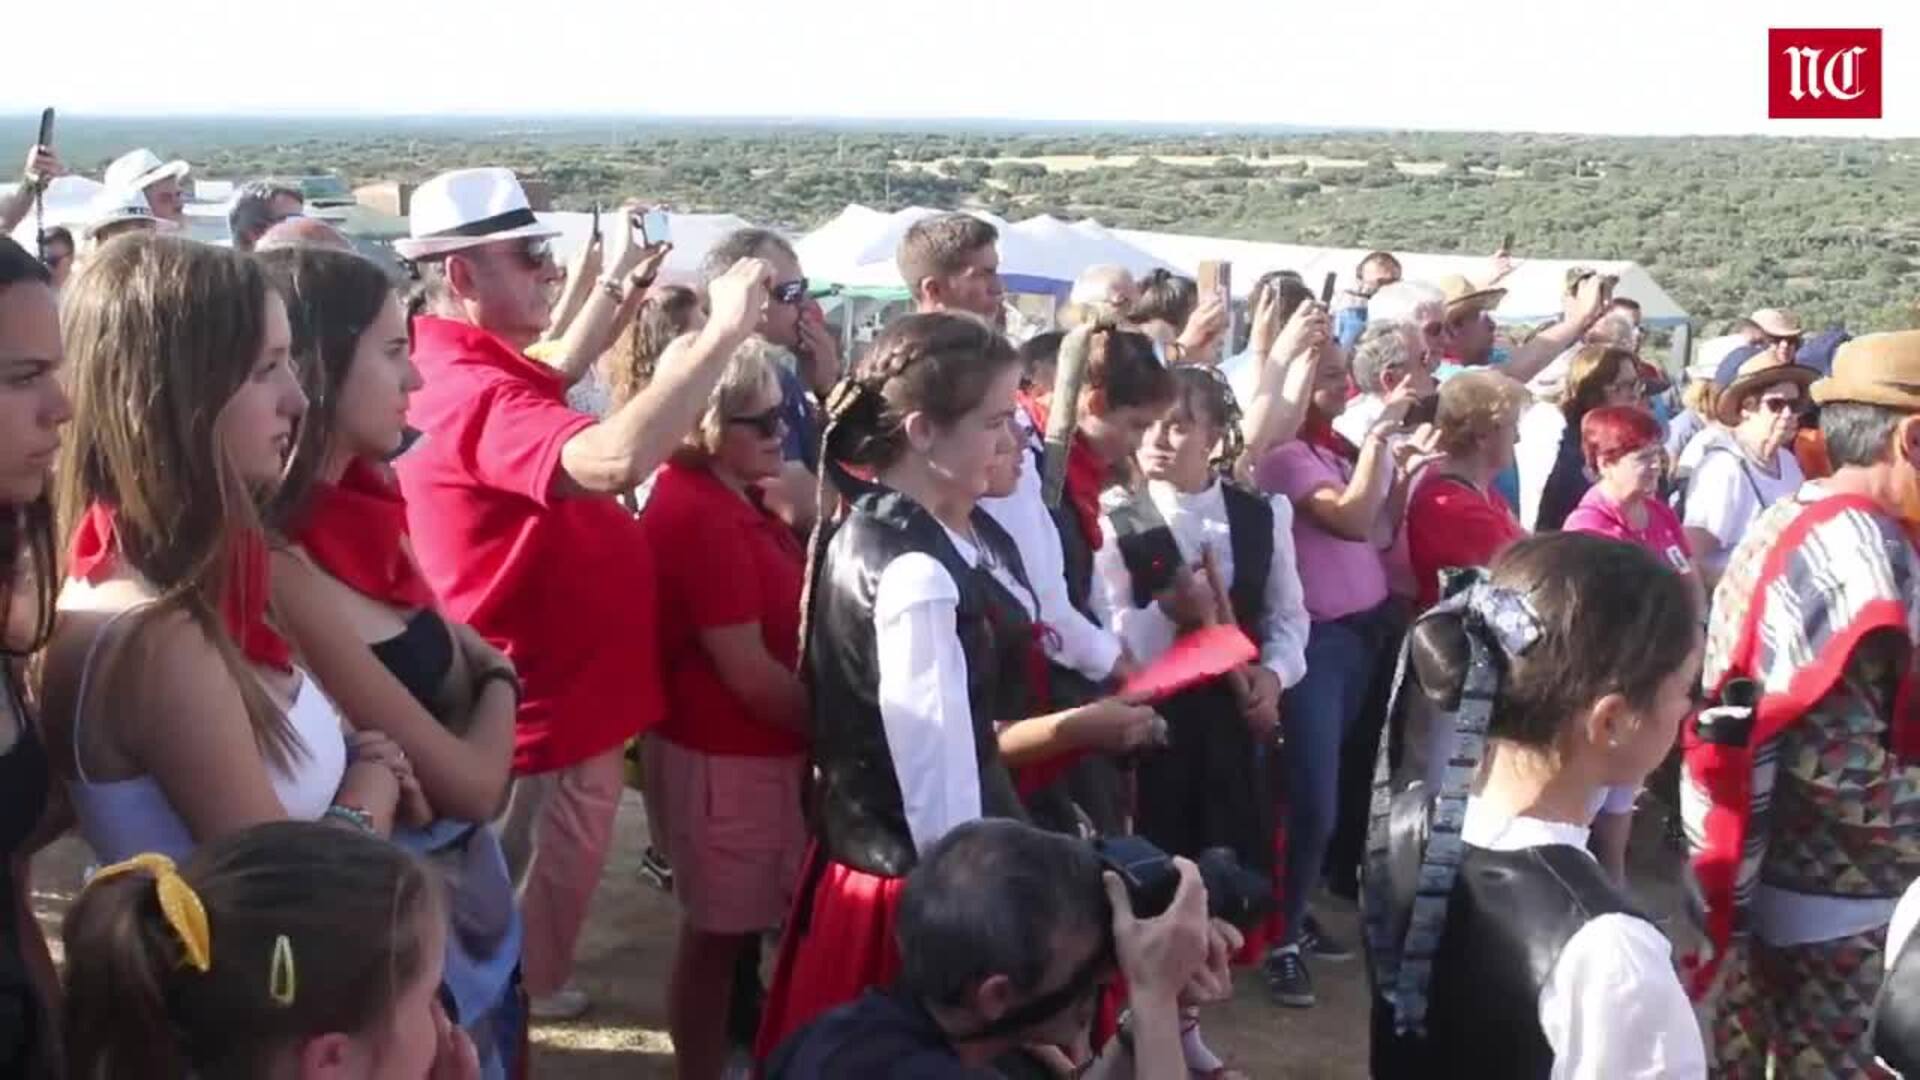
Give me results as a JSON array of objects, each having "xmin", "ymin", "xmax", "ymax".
[
  {"xmin": 1070, "ymin": 264, "xmax": 1138, "ymax": 309},
  {"xmin": 254, "ymin": 217, "xmax": 353, "ymax": 253}
]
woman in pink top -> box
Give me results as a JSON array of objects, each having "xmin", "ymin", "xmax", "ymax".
[
  {"xmin": 1561, "ymin": 404, "xmax": 1702, "ymax": 884},
  {"xmin": 1562, "ymin": 406, "xmax": 1703, "ymax": 610}
]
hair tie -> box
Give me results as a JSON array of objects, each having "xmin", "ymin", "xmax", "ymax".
[
  {"xmin": 90, "ymin": 853, "xmax": 212, "ymax": 973},
  {"xmin": 823, "ymin": 378, "xmax": 872, "ymax": 423}
]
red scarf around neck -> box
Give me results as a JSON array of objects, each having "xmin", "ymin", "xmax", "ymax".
[
  {"xmin": 1017, "ymin": 391, "xmax": 1105, "ymax": 552},
  {"xmin": 1301, "ymin": 408, "xmax": 1359, "ymax": 463},
  {"xmin": 289, "ymin": 459, "xmax": 436, "ymax": 610},
  {"xmin": 68, "ymin": 502, "xmax": 294, "ymax": 673}
]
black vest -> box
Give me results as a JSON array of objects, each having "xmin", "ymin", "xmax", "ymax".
[
  {"xmin": 1110, "ymin": 483, "xmax": 1272, "ymax": 641},
  {"xmin": 807, "ymin": 491, "xmax": 1028, "ymax": 878},
  {"xmin": 1372, "ymin": 844, "xmax": 1640, "ymax": 1079}
]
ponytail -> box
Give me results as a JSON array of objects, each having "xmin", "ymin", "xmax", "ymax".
[{"xmin": 63, "ymin": 868, "xmax": 193, "ymax": 1079}]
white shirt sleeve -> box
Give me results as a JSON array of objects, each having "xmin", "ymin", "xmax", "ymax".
[
  {"xmin": 874, "ymin": 553, "xmax": 982, "ymax": 856},
  {"xmin": 981, "ymin": 470, "xmax": 1122, "ymax": 682},
  {"xmin": 1515, "ymin": 404, "xmax": 1568, "ymax": 532},
  {"xmin": 1261, "ymin": 495, "xmax": 1311, "ymax": 689},
  {"xmin": 1538, "ymin": 913, "xmax": 1708, "ymax": 1080},
  {"xmin": 1681, "ymin": 451, "xmax": 1756, "ymax": 566}
]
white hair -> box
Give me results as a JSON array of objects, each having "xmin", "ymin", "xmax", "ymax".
[
  {"xmin": 1368, "ymin": 280, "xmax": 1445, "ymax": 326},
  {"xmin": 1070, "ymin": 264, "xmax": 1134, "ymax": 306}
]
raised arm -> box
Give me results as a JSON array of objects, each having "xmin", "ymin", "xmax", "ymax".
[
  {"xmin": 540, "ymin": 220, "xmax": 673, "ymax": 387},
  {"xmin": 1497, "ymin": 274, "xmax": 1611, "ymax": 385},
  {"xmin": 0, "ymin": 145, "xmax": 62, "ymax": 236},
  {"xmin": 556, "ymin": 257, "xmax": 769, "ymax": 495},
  {"xmin": 1239, "ymin": 302, "xmax": 1331, "ymax": 471}
]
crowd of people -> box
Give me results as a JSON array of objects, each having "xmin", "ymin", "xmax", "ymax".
[{"xmin": 5, "ymin": 133, "xmax": 1920, "ymax": 1080}]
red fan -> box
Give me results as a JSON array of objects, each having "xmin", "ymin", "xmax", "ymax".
[{"xmin": 1120, "ymin": 625, "xmax": 1259, "ymax": 703}]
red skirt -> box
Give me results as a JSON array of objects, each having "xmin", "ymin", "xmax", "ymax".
[{"xmin": 752, "ymin": 844, "xmax": 908, "ymax": 1062}]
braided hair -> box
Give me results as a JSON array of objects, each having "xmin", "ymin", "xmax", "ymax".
[
  {"xmin": 795, "ymin": 313, "xmax": 1022, "ymax": 663},
  {"xmin": 1165, "ymin": 366, "xmax": 1246, "ymax": 476}
]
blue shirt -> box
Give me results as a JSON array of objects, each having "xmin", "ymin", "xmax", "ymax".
[{"xmin": 775, "ymin": 361, "xmax": 820, "ymax": 471}]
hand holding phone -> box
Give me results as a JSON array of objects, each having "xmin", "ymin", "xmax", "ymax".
[
  {"xmin": 1320, "ymin": 271, "xmax": 1338, "ymax": 305},
  {"xmin": 636, "ymin": 208, "xmax": 671, "ymax": 248}
]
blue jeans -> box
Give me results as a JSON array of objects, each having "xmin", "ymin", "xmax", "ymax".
[{"xmin": 1279, "ymin": 603, "xmax": 1393, "ymax": 945}]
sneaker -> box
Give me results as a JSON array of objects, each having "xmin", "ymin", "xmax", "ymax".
[
  {"xmin": 529, "ymin": 985, "xmax": 591, "ymax": 1021},
  {"xmin": 1265, "ymin": 947, "xmax": 1315, "ymax": 1008},
  {"xmin": 1300, "ymin": 912, "xmax": 1354, "ymax": 962},
  {"xmin": 638, "ymin": 846, "xmax": 674, "ymax": 894}
]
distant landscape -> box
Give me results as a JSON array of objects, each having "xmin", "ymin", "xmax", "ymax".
[{"xmin": 15, "ymin": 115, "xmax": 1920, "ymax": 332}]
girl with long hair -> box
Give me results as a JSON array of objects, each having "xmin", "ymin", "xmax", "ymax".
[
  {"xmin": 39, "ymin": 234, "xmax": 408, "ymax": 867},
  {"xmin": 257, "ymin": 246, "xmax": 525, "ymax": 1076},
  {"xmin": 1367, "ymin": 533, "xmax": 1705, "ymax": 1078},
  {"xmin": 0, "ymin": 235, "xmax": 73, "ymax": 1079}
]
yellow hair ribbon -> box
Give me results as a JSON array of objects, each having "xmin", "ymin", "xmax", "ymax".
[{"xmin": 89, "ymin": 853, "xmax": 212, "ymax": 973}]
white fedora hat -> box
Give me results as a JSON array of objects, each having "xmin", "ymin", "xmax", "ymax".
[
  {"xmin": 394, "ymin": 167, "xmax": 559, "ymax": 260},
  {"xmin": 84, "ymin": 187, "xmax": 159, "ymax": 237},
  {"xmin": 103, "ymin": 148, "xmax": 190, "ymax": 194}
]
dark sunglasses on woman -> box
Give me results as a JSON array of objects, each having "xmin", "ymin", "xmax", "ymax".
[
  {"xmin": 771, "ymin": 279, "xmax": 809, "ymax": 305},
  {"xmin": 727, "ymin": 407, "xmax": 786, "ymax": 439}
]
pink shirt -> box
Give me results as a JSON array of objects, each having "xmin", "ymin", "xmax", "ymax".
[
  {"xmin": 1255, "ymin": 441, "xmax": 1389, "ymax": 621},
  {"xmin": 1562, "ymin": 486, "xmax": 1695, "ymax": 578}
]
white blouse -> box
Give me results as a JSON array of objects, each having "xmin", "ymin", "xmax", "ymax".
[
  {"xmin": 1462, "ymin": 801, "xmax": 1707, "ymax": 1080},
  {"xmin": 1091, "ymin": 479, "xmax": 1311, "ymax": 689},
  {"xmin": 980, "ymin": 408, "xmax": 1122, "ymax": 683},
  {"xmin": 873, "ymin": 524, "xmax": 1030, "ymax": 857}
]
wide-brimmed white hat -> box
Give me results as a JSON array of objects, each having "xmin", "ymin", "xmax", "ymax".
[
  {"xmin": 84, "ymin": 187, "xmax": 159, "ymax": 237},
  {"xmin": 103, "ymin": 148, "xmax": 190, "ymax": 194},
  {"xmin": 393, "ymin": 167, "xmax": 559, "ymax": 260}
]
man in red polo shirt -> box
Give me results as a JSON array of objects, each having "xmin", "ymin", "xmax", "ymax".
[{"xmin": 393, "ymin": 167, "xmax": 771, "ymax": 1019}]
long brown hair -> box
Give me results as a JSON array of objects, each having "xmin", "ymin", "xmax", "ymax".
[
  {"xmin": 62, "ymin": 821, "xmax": 441, "ymax": 1080},
  {"xmin": 256, "ymin": 246, "xmax": 398, "ymax": 531},
  {"xmin": 608, "ymin": 285, "xmax": 702, "ymax": 409},
  {"xmin": 0, "ymin": 238, "xmax": 57, "ymax": 659},
  {"xmin": 55, "ymin": 233, "xmax": 297, "ymax": 764}
]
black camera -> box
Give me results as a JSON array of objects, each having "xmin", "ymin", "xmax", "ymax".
[{"xmin": 1094, "ymin": 835, "xmax": 1272, "ymax": 929}]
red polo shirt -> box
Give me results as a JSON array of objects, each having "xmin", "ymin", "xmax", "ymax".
[
  {"xmin": 396, "ymin": 316, "xmax": 661, "ymax": 774},
  {"xmin": 638, "ymin": 456, "xmax": 807, "ymax": 757}
]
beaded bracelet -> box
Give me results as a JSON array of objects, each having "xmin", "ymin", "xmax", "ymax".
[{"xmin": 323, "ymin": 803, "xmax": 375, "ymax": 833}]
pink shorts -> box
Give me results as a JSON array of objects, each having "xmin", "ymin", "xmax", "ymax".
[{"xmin": 653, "ymin": 737, "xmax": 807, "ymax": 934}]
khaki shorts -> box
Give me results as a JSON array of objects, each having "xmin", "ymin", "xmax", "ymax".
[{"xmin": 652, "ymin": 738, "xmax": 806, "ymax": 935}]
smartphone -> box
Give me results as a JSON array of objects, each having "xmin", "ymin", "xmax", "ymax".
[
  {"xmin": 637, "ymin": 208, "xmax": 671, "ymax": 247},
  {"xmin": 1500, "ymin": 231, "xmax": 1514, "ymax": 253},
  {"xmin": 36, "ymin": 108, "xmax": 54, "ymax": 150},
  {"xmin": 1320, "ymin": 271, "xmax": 1337, "ymax": 305},
  {"xmin": 589, "ymin": 204, "xmax": 602, "ymax": 245}
]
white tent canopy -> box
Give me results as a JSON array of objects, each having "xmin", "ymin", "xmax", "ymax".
[
  {"xmin": 539, "ymin": 211, "xmax": 759, "ymax": 285},
  {"xmin": 797, "ymin": 204, "xmax": 1161, "ymax": 294},
  {"xmin": 1112, "ymin": 228, "xmax": 1689, "ymax": 327}
]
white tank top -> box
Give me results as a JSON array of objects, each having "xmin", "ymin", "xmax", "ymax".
[{"xmin": 64, "ymin": 595, "xmax": 348, "ymax": 864}]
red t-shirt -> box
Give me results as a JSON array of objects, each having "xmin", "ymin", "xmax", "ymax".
[
  {"xmin": 638, "ymin": 458, "xmax": 807, "ymax": 757},
  {"xmin": 1406, "ymin": 474, "xmax": 1528, "ymax": 610},
  {"xmin": 395, "ymin": 316, "xmax": 661, "ymax": 775}
]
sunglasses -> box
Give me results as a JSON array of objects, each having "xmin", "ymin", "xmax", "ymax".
[
  {"xmin": 1768, "ymin": 335, "xmax": 1804, "ymax": 349},
  {"xmin": 509, "ymin": 238, "xmax": 555, "ymax": 270},
  {"xmin": 726, "ymin": 406, "xmax": 786, "ymax": 439},
  {"xmin": 772, "ymin": 278, "xmax": 809, "ymax": 305},
  {"xmin": 1759, "ymin": 396, "xmax": 1802, "ymax": 415}
]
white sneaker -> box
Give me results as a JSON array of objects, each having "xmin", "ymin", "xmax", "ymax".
[{"xmin": 529, "ymin": 985, "xmax": 591, "ymax": 1021}]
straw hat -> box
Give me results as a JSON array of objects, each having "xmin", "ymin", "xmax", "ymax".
[
  {"xmin": 1715, "ymin": 351, "xmax": 1817, "ymax": 425},
  {"xmin": 1810, "ymin": 330, "xmax": 1920, "ymax": 413},
  {"xmin": 1435, "ymin": 273, "xmax": 1505, "ymax": 319}
]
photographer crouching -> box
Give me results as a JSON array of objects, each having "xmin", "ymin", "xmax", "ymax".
[{"xmin": 768, "ymin": 819, "xmax": 1244, "ymax": 1078}]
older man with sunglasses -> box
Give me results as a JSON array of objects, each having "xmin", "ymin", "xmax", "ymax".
[{"xmin": 393, "ymin": 167, "xmax": 774, "ymax": 1021}]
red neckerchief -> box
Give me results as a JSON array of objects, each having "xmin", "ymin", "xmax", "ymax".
[
  {"xmin": 1016, "ymin": 391, "xmax": 1105, "ymax": 552},
  {"xmin": 68, "ymin": 501, "xmax": 294, "ymax": 673},
  {"xmin": 1301, "ymin": 408, "xmax": 1360, "ymax": 463},
  {"xmin": 289, "ymin": 459, "xmax": 436, "ymax": 610}
]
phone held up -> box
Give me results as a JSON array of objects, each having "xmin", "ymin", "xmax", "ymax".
[{"xmin": 634, "ymin": 208, "xmax": 671, "ymax": 248}]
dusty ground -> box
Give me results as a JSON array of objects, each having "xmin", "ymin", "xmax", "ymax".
[{"xmin": 30, "ymin": 794, "xmax": 1683, "ymax": 1078}]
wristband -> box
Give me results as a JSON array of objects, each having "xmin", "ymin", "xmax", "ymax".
[{"xmin": 323, "ymin": 803, "xmax": 376, "ymax": 833}]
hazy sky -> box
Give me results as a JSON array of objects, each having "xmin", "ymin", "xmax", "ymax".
[{"xmin": 8, "ymin": 0, "xmax": 1916, "ymax": 136}]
